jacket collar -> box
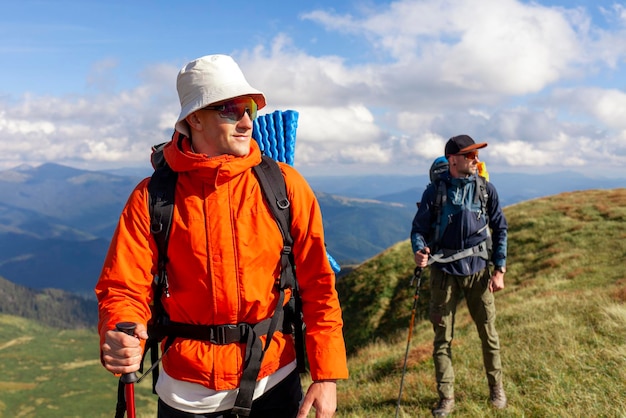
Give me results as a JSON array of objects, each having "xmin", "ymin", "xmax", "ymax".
[{"xmin": 163, "ymin": 132, "xmax": 263, "ymax": 185}]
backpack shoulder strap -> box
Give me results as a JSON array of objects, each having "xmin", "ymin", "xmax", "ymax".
[
  {"xmin": 474, "ymin": 175, "xmax": 489, "ymax": 219},
  {"xmin": 431, "ymin": 179, "xmax": 447, "ymax": 247},
  {"xmin": 148, "ymin": 143, "xmax": 177, "ymax": 282},
  {"xmin": 232, "ymin": 156, "xmax": 305, "ymax": 416},
  {"xmin": 117, "ymin": 143, "xmax": 178, "ymax": 415},
  {"xmin": 251, "ymin": 155, "xmax": 302, "ymax": 355},
  {"xmin": 474, "ymin": 175, "xmax": 493, "ymax": 254},
  {"xmin": 252, "ymin": 156, "xmax": 293, "ymax": 244},
  {"xmin": 146, "ymin": 143, "xmax": 177, "ymax": 390}
]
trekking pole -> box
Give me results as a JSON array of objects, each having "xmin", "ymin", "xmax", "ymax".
[
  {"xmin": 395, "ymin": 266, "xmax": 423, "ymax": 418},
  {"xmin": 116, "ymin": 322, "xmax": 139, "ymax": 418}
]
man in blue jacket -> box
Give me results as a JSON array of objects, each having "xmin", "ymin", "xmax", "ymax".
[{"xmin": 411, "ymin": 135, "xmax": 508, "ymax": 416}]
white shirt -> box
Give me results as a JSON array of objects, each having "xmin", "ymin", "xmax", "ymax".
[{"xmin": 156, "ymin": 360, "xmax": 297, "ymax": 414}]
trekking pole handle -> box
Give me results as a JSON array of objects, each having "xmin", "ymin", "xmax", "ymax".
[
  {"xmin": 410, "ymin": 248, "xmax": 427, "ymax": 287},
  {"xmin": 116, "ymin": 322, "xmax": 139, "ymax": 384}
]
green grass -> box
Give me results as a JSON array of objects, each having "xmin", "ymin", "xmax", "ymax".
[
  {"xmin": 1, "ymin": 189, "xmax": 625, "ymax": 417},
  {"xmin": 0, "ymin": 316, "xmax": 157, "ymax": 418}
]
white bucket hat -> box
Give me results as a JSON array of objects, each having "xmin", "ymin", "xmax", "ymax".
[{"xmin": 174, "ymin": 54, "xmax": 266, "ymax": 137}]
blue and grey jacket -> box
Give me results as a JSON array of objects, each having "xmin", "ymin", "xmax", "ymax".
[{"xmin": 410, "ymin": 173, "xmax": 508, "ymax": 276}]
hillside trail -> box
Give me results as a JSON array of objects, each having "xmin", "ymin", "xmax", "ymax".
[{"xmin": 0, "ymin": 335, "xmax": 32, "ymax": 350}]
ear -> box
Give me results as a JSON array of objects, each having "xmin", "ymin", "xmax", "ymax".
[{"xmin": 185, "ymin": 111, "xmax": 203, "ymax": 131}]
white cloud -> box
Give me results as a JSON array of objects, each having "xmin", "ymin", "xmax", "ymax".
[
  {"xmin": 240, "ymin": 35, "xmax": 377, "ymax": 108},
  {"xmin": 0, "ymin": 112, "xmax": 55, "ymax": 135},
  {"xmin": 278, "ymin": 104, "xmax": 387, "ymax": 166},
  {"xmin": 304, "ymin": 0, "xmax": 584, "ymax": 94},
  {"xmin": 0, "ymin": 64, "xmax": 179, "ymax": 170},
  {"xmin": 551, "ymin": 87, "xmax": 626, "ymax": 130},
  {"xmin": 399, "ymin": 132, "xmax": 447, "ymax": 160}
]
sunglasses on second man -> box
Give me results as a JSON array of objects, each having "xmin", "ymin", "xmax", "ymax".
[
  {"xmin": 202, "ymin": 97, "xmax": 258, "ymax": 122},
  {"xmin": 458, "ymin": 150, "xmax": 479, "ymax": 160}
]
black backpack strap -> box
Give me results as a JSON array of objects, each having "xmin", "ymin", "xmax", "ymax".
[
  {"xmin": 431, "ymin": 179, "xmax": 447, "ymax": 249},
  {"xmin": 252, "ymin": 156, "xmax": 296, "ymax": 298},
  {"xmin": 252, "ymin": 157, "xmax": 302, "ymax": 366},
  {"xmin": 115, "ymin": 144, "xmax": 177, "ymax": 415},
  {"xmin": 146, "ymin": 144, "xmax": 177, "ymax": 393},
  {"xmin": 474, "ymin": 175, "xmax": 488, "ymax": 217},
  {"xmin": 474, "ymin": 175, "xmax": 492, "ymax": 256},
  {"xmin": 253, "ymin": 156, "xmax": 292, "ymax": 244},
  {"xmin": 148, "ymin": 161, "xmax": 177, "ymax": 278},
  {"xmin": 231, "ymin": 156, "xmax": 303, "ymax": 416}
]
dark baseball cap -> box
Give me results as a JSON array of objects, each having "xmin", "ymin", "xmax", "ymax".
[{"xmin": 445, "ymin": 135, "xmax": 488, "ymax": 156}]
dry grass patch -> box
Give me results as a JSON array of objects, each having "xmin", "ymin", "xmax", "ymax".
[
  {"xmin": 59, "ymin": 359, "xmax": 100, "ymax": 370},
  {"xmin": 0, "ymin": 381, "xmax": 37, "ymax": 391},
  {"xmin": 0, "ymin": 336, "xmax": 33, "ymax": 351}
]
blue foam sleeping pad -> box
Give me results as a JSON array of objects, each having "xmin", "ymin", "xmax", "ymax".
[{"xmin": 253, "ymin": 110, "xmax": 341, "ymax": 273}]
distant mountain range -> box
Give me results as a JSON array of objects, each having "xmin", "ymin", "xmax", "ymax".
[
  {"xmin": 306, "ymin": 171, "xmax": 626, "ymax": 208},
  {"xmin": 0, "ymin": 162, "xmax": 623, "ymax": 297}
]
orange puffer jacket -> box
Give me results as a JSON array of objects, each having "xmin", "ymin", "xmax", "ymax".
[{"xmin": 96, "ymin": 136, "xmax": 348, "ymax": 390}]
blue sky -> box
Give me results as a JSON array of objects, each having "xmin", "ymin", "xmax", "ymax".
[{"xmin": 1, "ymin": 0, "xmax": 626, "ymax": 178}]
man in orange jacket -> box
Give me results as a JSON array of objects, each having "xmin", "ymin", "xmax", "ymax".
[{"xmin": 95, "ymin": 54, "xmax": 349, "ymax": 418}]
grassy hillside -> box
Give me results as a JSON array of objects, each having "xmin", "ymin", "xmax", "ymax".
[
  {"xmin": 335, "ymin": 188, "xmax": 626, "ymax": 416},
  {"xmin": 0, "ymin": 189, "xmax": 625, "ymax": 417},
  {"xmin": 0, "ymin": 277, "xmax": 97, "ymax": 328},
  {"xmin": 0, "ymin": 315, "xmax": 156, "ymax": 418},
  {"xmin": 0, "ymin": 315, "xmax": 157, "ymax": 418}
]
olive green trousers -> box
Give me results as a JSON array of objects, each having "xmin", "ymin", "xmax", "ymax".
[{"xmin": 429, "ymin": 266, "xmax": 503, "ymax": 400}]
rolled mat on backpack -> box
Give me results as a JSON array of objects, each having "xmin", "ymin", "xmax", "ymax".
[
  {"xmin": 253, "ymin": 110, "xmax": 341, "ymax": 273},
  {"xmin": 253, "ymin": 110, "xmax": 298, "ymax": 166}
]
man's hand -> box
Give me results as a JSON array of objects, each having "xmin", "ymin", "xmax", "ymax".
[
  {"xmin": 489, "ymin": 271, "xmax": 505, "ymax": 293},
  {"xmin": 297, "ymin": 380, "xmax": 337, "ymax": 418},
  {"xmin": 414, "ymin": 247, "xmax": 430, "ymax": 268},
  {"xmin": 101, "ymin": 322, "xmax": 148, "ymax": 375}
]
